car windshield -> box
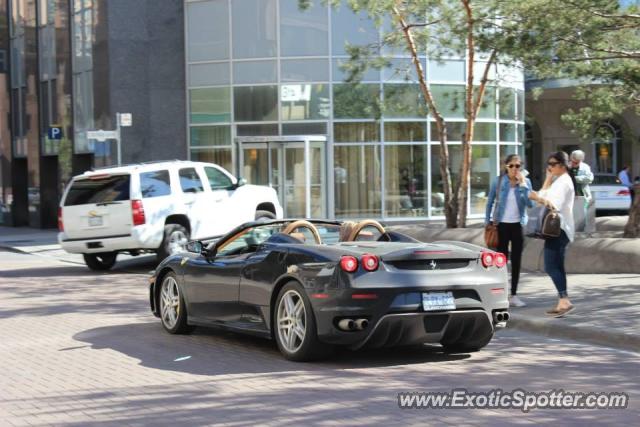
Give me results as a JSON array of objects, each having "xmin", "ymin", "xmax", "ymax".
[{"xmin": 216, "ymin": 225, "xmax": 283, "ymax": 257}]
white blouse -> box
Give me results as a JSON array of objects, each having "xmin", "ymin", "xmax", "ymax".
[{"xmin": 538, "ymin": 173, "xmax": 575, "ymax": 241}]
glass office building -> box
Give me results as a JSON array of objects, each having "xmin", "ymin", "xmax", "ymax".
[{"xmin": 185, "ymin": 0, "xmax": 525, "ymax": 220}]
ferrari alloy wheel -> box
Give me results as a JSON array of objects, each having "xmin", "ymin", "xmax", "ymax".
[
  {"xmin": 159, "ymin": 272, "xmax": 192, "ymax": 334},
  {"xmin": 274, "ymin": 282, "xmax": 332, "ymax": 361},
  {"xmin": 277, "ymin": 290, "xmax": 307, "ymax": 353}
]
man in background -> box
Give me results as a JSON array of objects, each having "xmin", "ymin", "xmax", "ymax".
[
  {"xmin": 618, "ymin": 165, "xmax": 634, "ymax": 207},
  {"xmin": 569, "ymin": 150, "xmax": 595, "ymax": 233}
]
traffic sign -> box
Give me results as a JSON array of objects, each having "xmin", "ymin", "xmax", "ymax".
[
  {"xmin": 48, "ymin": 125, "xmax": 63, "ymax": 140},
  {"xmin": 87, "ymin": 130, "xmax": 118, "ymax": 142}
]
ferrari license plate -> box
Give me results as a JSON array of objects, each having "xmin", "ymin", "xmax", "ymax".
[
  {"xmin": 422, "ymin": 291, "xmax": 455, "ymax": 311},
  {"xmin": 88, "ymin": 216, "xmax": 103, "ymax": 227}
]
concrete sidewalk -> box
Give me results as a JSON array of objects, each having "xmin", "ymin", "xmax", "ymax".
[{"xmin": 506, "ymin": 273, "xmax": 640, "ymax": 352}]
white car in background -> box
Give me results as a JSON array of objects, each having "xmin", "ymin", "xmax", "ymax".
[
  {"xmin": 58, "ymin": 161, "xmax": 283, "ymax": 270},
  {"xmin": 591, "ymin": 175, "xmax": 632, "ymax": 213}
]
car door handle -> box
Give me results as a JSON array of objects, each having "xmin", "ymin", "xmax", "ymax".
[
  {"xmin": 214, "ymin": 199, "xmax": 223, "ymax": 203},
  {"xmin": 184, "ymin": 200, "xmax": 195, "ymax": 206}
]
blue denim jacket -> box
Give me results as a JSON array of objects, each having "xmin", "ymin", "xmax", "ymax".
[{"xmin": 484, "ymin": 174, "xmax": 534, "ymax": 225}]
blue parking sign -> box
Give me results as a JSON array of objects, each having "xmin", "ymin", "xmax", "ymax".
[{"xmin": 48, "ymin": 125, "xmax": 63, "ymax": 140}]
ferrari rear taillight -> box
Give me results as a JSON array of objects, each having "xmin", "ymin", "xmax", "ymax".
[
  {"xmin": 131, "ymin": 199, "xmax": 146, "ymax": 226},
  {"xmin": 494, "ymin": 252, "xmax": 507, "ymax": 268},
  {"xmin": 340, "ymin": 256, "xmax": 358, "ymax": 273},
  {"xmin": 480, "ymin": 251, "xmax": 495, "ymax": 268},
  {"xmin": 58, "ymin": 207, "xmax": 64, "ymax": 232},
  {"xmin": 361, "ymin": 254, "xmax": 379, "ymax": 271}
]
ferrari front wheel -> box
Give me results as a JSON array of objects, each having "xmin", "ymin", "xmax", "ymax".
[
  {"xmin": 159, "ymin": 272, "xmax": 193, "ymax": 334},
  {"xmin": 274, "ymin": 282, "xmax": 331, "ymax": 361}
]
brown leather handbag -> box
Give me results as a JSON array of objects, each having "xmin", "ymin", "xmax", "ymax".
[{"xmin": 484, "ymin": 175, "xmax": 503, "ymax": 249}]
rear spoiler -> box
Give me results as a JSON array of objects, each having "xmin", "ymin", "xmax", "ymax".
[{"xmin": 431, "ymin": 240, "xmax": 485, "ymax": 253}]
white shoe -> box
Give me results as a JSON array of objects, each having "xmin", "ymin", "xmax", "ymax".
[{"xmin": 509, "ymin": 295, "xmax": 527, "ymax": 307}]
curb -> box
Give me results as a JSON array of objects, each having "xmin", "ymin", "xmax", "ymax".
[{"xmin": 507, "ymin": 315, "xmax": 640, "ymax": 353}]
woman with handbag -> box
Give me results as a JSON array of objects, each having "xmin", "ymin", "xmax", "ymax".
[
  {"xmin": 485, "ymin": 154, "xmax": 533, "ymax": 307},
  {"xmin": 529, "ymin": 151, "xmax": 576, "ymax": 317}
]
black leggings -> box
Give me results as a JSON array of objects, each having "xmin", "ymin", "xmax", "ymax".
[{"xmin": 497, "ymin": 222, "xmax": 524, "ymax": 296}]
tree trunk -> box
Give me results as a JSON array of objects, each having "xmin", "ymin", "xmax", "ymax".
[{"xmin": 623, "ymin": 184, "xmax": 640, "ymax": 237}]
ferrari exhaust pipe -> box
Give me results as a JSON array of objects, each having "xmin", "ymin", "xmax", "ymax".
[
  {"xmin": 338, "ymin": 319, "xmax": 356, "ymax": 331},
  {"xmin": 355, "ymin": 318, "xmax": 369, "ymax": 330},
  {"xmin": 494, "ymin": 312, "xmax": 504, "ymax": 323}
]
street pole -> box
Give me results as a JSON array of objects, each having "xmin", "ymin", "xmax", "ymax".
[{"xmin": 116, "ymin": 113, "xmax": 122, "ymax": 166}]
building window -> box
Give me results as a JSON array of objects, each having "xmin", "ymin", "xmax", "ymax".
[
  {"xmin": 384, "ymin": 145, "xmax": 428, "ymax": 217},
  {"xmin": 233, "ymin": 86, "xmax": 278, "ymax": 122},
  {"xmin": 279, "ymin": 0, "xmax": 328, "ymax": 57},
  {"xmin": 592, "ymin": 120, "xmax": 622, "ymax": 175},
  {"xmin": 334, "ymin": 145, "xmax": 381, "ymax": 218},
  {"xmin": 281, "ymin": 84, "xmax": 330, "ymax": 121},
  {"xmin": 190, "ymin": 88, "xmax": 231, "ymax": 124}
]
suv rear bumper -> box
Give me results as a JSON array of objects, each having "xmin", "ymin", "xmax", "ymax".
[{"xmin": 58, "ymin": 227, "xmax": 163, "ymax": 254}]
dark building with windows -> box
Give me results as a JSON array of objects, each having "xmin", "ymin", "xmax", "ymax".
[{"xmin": 1, "ymin": 0, "xmax": 527, "ymax": 228}]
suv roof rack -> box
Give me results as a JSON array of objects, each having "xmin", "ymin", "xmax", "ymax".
[{"xmin": 90, "ymin": 159, "xmax": 186, "ymax": 171}]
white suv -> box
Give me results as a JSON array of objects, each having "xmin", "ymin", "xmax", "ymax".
[{"xmin": 58, "ymin": 160, "xmax": 283, "ymax": 270}]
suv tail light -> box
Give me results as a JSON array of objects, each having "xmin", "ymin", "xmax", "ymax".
[
  {"xmin": 494, "ymin": 252, "xmax": 507, "ymax": 268},
  {"xmin": 617, "ymin": 189, "xmax": 631, "ymax": 196},
  {"xmin": 480, "ymin": 251, "xmax": 495, "ymax": 268},
  {"xmin": 58, "ymin": 207, "xmax": 64, "ymax": 232},
  {"xmin": 361, "ymin": 254, "xmax": 379, "ymax": 271},
  {"xmin": 131, "ymin": 200, "xmax": 146, "ymax": 226},
  {"xmin": 340, "ymin": 256, "xmax": 358, "ymax": 273}
]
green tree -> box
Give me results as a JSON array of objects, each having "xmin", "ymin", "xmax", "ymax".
[{"xmin": 496, "ymin": 0, "xmax": 640, "ymax": 236}]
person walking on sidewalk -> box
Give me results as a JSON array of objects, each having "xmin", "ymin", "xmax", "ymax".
[
  {"xmin": 569, "ymin": 150, "xmax": 595, "ymax": 232},
  {"xmin": 485, "ymin": 154, "xmax": 533, "ymax": 308},
  {"xmin": 529, "ymin": 151, "xmax": 575, "ymax": 317}
]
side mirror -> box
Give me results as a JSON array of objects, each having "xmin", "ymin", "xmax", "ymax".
[
  {"xmin": 186, "ymin": 241, "xmax": 204, "ymax": 255},
  {"xmin": 236, "ymin": 177, "xmax": 247, "ymax": 187}
]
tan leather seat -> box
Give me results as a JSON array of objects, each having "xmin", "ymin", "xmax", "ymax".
[
  {"xmin": 339, "ymin": 221, "xmax": 358, "ymax": 242},
  {"xmin": 289, "ymin": 232, "xmax": 306, "ymax": 242}
]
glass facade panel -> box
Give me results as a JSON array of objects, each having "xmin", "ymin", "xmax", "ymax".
[
  {"xmin": 431, "ymin": 85, "xmax": 465, "ymax": 119},
  {"xmin": 189, "ymin": 62, "xmax": 230, "ymax": 86},
  {"xmin": 383, "ymin": 84, "xmax": 427, "ymax": 118},
  {"xmin": 384, "ymin": 122, "xmax": 426, "ymax": 142},
  {"xmin": 190, "ymin": 126, "xmax": 231, "ymax": 147},
  {"xmin": 334, "ymin": 123, "xmax": 379, "ymax": 142},
  {"xmin": 331, "ymin": 4, "xmax": 377, "ymax": 55},
  {"xmin": 333, "ymin": 58, "xmax": 379, "ymax": 82},
  {"xmin": 516, "ymin": 90, "xmax": 524, "ymax": 121},
  {"xmin": 382, "ymin": 58, "xmax": 418, "ymax": 82},
  {"xmin": 282, "ymin": 122, "xmax": 327, "ymax": 135},
  {"xmin": 334, "ymin": 145, "xmax": 381, "ymax": 218},
  {"xmin": 476, "ymin": 87, "xmax": 496, "ymax": 119},
  {"xmin": 187, "ymin": 0, "xmax": 229, "ymax": 61},
  {"xmin": 470, "ymin": 145, "xmax": 497, "ymax": 215},
  {"xmin": 473, "ymin": 123, "xmax": 496, "ymax": 141},
  {"xmin": 232, "ymin": 0, "xmax": 277, "ymax": 59},
  {"xmin": 233, "ymin": 60, "xmax": 277, "ymax": 84},
  {"xmin": 190, "ymin": 148, "xmax": 233, "ymax": 172},
  {"xmin": 333, "ymin": 84, "xmax": 380, "ymax": 119},
  {"xmin": 237, "ymin": 124, "xmax": 279, "ymax": 136},
  {"xmin": 500, "ymin": 123, "xmax": 516, "ymax": 142},
  {"xmin": 233, "ymin": 86, "xmax": 278, "ymax": 121},
  {"xmin": 430, "ymin": 121, "xmax": 465, "ymax": 142},
  {"xmin": 281, "ymin": 59, "xmax": 329, "ymax": 82},
  {"xmin": 428, "ymin": 60, "xmax": 464, "ymax": 82},
  {"xmin": 279, "ymin": 0, "xmax": 328, "ymax": 56},
  {"xmin": 384, "ymin": 145, "xmax": 428, "ymax": 217},
  {"xmin": 190, "ymin": 88, "xmax": 231, "ymax": 123},
  {"xmin": 499, "ymin": 144, "xmax": 519, "ymax": 163},
  {"xmin": 499, "ymin": 88, "xmax": 516, "ymax": 120},
  {"xmin": 281, "ymin": 84, "xmax": 330, "ymax": 121},
  {"xmin": 431, "ymin": 145, "xmax": 462, "ymax": 216}
]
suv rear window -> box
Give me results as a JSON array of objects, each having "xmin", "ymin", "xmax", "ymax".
[
  {"xmin": 64, "ymin": 175, "xmax": 130, "ymax": 206},
  {"xmin": 141, "ymin": 170, "xmax": 171, "ymax": 198}
]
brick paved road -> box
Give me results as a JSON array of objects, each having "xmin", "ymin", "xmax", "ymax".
[{"xmin": 0, "ymin": 250, "xmax": 638, "ymax": 426}]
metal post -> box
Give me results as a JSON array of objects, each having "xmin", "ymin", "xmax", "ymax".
[
  {"xmin": 305, "ymin": 138, "xmax": 311, "ymax": 219},
  {"xmin": 116, "ymin": 112, "xmax": 122, "ymax": 166}
]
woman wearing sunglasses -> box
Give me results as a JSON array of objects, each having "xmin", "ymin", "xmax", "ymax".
[
  {"xmin": 485, "ymin": 154, "xmax": 533, "ymax": 307},
  {"xmin": 529, "ymin": 151, "xmax": 576, "ymax": 317}
]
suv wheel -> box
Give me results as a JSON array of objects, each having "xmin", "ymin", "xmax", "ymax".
[
  {"xmin": 83, "ymin": 252, "xmax": 117, "ymax": 271},
  {"xmin": 158, "ymin": 224, "xmax": 190, "ymax": 261}
]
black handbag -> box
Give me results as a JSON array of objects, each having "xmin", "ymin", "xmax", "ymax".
[{"xmin": 526, "ymin": 205, "xmax": 562, "ymax": 239}]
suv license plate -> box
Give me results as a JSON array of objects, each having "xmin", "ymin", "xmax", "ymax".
[
  {"xmin": 88, "ymin": 216, "xmax": 103, "ymax": 227},
  {"xmin": 422, "ymin": 291, "xmax": 455, "ymax": 311}
]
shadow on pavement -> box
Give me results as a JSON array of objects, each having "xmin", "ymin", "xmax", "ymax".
[{"xmin": 73, "ymin": 322, "xmax": 470, "ymax": 376}]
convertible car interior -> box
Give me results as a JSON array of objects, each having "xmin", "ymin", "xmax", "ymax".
[{"xmin": 209, "ymin": 219, "xmax": 396, "ymax": 258}]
